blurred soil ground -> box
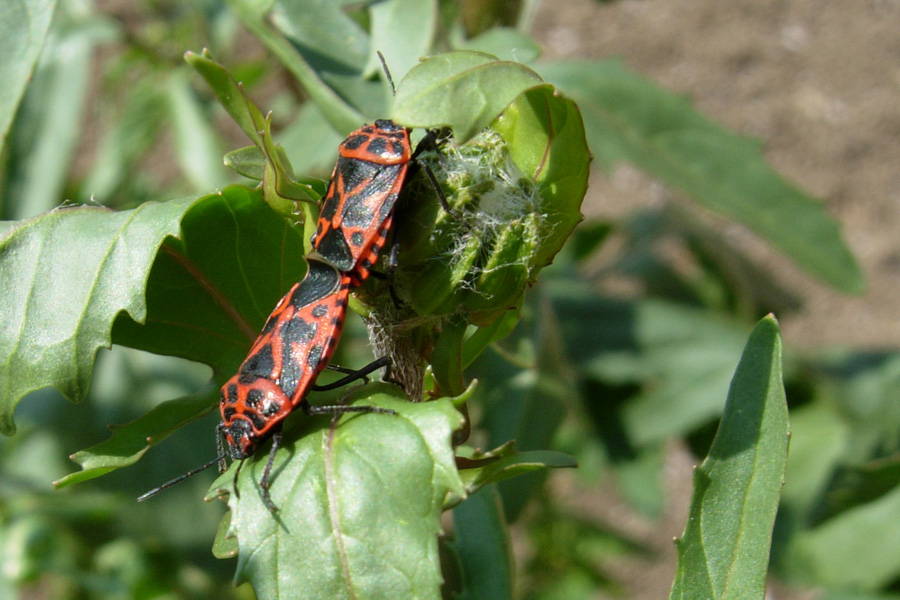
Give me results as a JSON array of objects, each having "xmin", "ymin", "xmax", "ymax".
[{"xmin": 536, "ymin": 0, "xmax": 900, "ymax": 350}]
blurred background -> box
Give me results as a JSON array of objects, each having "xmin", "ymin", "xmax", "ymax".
[{"xmin": 2, "ymin": 0, "xmax": 899, "ymax": 598}]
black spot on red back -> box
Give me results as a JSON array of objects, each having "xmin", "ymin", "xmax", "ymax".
[
  {"xmin": 367, "ymin": 136, "xmax": 388, "ymax": 157},
  {"xmin": 343, "ymin": 134, "xmax": 369, "ymax": 150},
  {"xmin": 240, "ymin": 343, "xmax": 276, "ymax": 379}
]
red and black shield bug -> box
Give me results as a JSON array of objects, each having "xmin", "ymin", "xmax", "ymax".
[
  {"xmin": 139, "ymin": 258, "xmax": 393, "ymax": 512},
  {"xmin": 311, "ymin": 118, "xmax": 412, "ymax": 279},
  {"xmin": 312, "ymin": 53, "xmax": 453, "ymax": 287}
]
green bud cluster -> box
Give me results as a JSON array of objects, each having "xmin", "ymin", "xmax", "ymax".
[{"xmin": 393, "ymin": 128, "xmax": 545, "ymax": 325}]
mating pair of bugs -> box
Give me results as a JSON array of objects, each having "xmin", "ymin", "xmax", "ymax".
[{"xmin": 139, "ymin": 56, "xmax": 452, "ymax": 512}]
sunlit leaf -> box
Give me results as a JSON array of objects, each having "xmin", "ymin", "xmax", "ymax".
[
  {"xmin": 393, "ymin": 51, "xmax": 543, "ymax": 141},
  {"xmin": 210, "ymin": 388, "xmax": 464, "ymax": 600},
  {"xmin": 0, "ymin": 196, "xmax": 197, "ymax": 434},
  {"xmin": 670, "ymin": 316, "xmax": 788, "ymax": 600}
]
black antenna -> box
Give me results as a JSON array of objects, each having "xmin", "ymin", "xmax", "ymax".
[
  {"xmin": 377, "ymin": 51, "xmax": 396, "ymax": 96},
  {"xmin": 137, "ymin": 453, "xmax": 226, "ymax": 502}
]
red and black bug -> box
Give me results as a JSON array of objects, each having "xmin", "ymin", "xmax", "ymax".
[
  {"xmin": 139, "ymin": 257, "xmax": 393, "ymax": 511},
  {"xmin": 312, "ymin": 54, "xmax": 453, "ymax": 288},
  {"xmin": 218, "ymin": 258, "xmax": 354, "ymax": 458},
  {"xmin": 311, "ymin": 118, "xmax": 412, "ymax": 281}
]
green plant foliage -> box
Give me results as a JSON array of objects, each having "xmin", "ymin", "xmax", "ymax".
[
  {"xmin": 0, "ymin": 0, "xmax": 58, "ymax": 146},
  {"xmin": 549, "ymin": 281, "xmax": 751, "ymax": 445},
  {"xmin": 456, "ymin": 441, "xmax": 578, "ymax": 495},
  {"xmin": 541, "ymin": 60, "xmax": 865, "ymax": 294},
  {"xmin": 393, "ymin": 82, "xmax": 589, "ymax": 324},
  {"xmin": 223, "ymin": 0, "xmax": 369, "ymax": 133},
  {"xmin": 670, "ymin": 316, "xmax": 789, "ymax": 599},
  {"xmin": 1, "ymin": 1, "xmax": 892, "ymax": 598},
  {"xmin": 1, "ymin": 3, "xmax": 106, "ymax": 220},
  {"xmin": 393, "ymin": 51, "xmax": 543, "ymax": 142},
  {"xmin": 210, "ymin": 389, "xmax": 465, "ymax": 600},
  {"xmin": 0, "ymin": 196, "xmax": 197, "ymax": 434},
  {"xmin": 475, "ymin": 295, "xmax": 577, "ymax": 522},
  {"xmin": 449, "ymin": 486, "xmax": 514, "ymax": 600},
  {"xmin": 186, "ymin": 49, "xmax": 321, "ymax": 227},
  {"xmin": 111, "ymin": 187, "xmax": 307, "ymax": 371},
  {"xmin": 53, "ymin": 388, "xmax": 218, "ymax": 488},
  {"xmin": 785, "ymin": 485, "xmax": 900, "ymax": 592}
]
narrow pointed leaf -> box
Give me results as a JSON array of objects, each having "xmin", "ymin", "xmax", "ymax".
[
  {"xmin": 669, "ymin": 316, "xmax": 789, "ymax": 600},
  {"xmin": 54, "ymin": 388, "xmax": 218, "ymax": 487},
  {"xmin": 0, "ymin": 0, "xmax": 58, "ymax": 145},
  {"xmin": 541, "ymin": 60, "xmax": 864, "ymax": 293},
  {"xmin": 451, "ymin": 486, "xmax": 514, "ymax": 600},
  {"xmin": 457, "ymin": 442, "xmax": 577, "ymax": 496},
  {"xmin": 185, "ymin": 49, "xmax": 319, "ymax": 216}
]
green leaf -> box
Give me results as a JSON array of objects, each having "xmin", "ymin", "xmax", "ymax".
[
  {"xmin": 1, "ymin": 186, "xmax": 309, "ymax": 437},
  {"xmin": 490, "ymin": 84, "xmax": 589, "ymax": 272},
  {"xmin": 541, "ymin": 59, "xmax": 865, "ymax": 293},
  {"xmin": 549, "ymin": 282, "xmax": 751, "ymax": 445},
  {"xmin": 224, "ymin": 145, "xmax": 267, "ymax": 180},
  {"xmin": 184, "ymin": 49, "xmax": 264, "ymax": 147},
  {"xmin": 185, "ymin": 49, "xmax": 319, "ymax": 220},
  {"xmin": 223, "ymin": 0, "xmax": 365, "ymax": 133},
  {"xmin": 456, "ymin": 441, "xmax": 577, "ymax": 496},
  {"xmin": 53, "ymin": 388, "xmax": 218, "ymax": 488},
  {"xmin": 0, "ymin": 0, "xmax": 58, "ymax": 146},
  {"xmin": 785, "ymin": 484, "xmax": 900, "ymax": 591},
  {"xmin": 166, "ymin": 71, "xmax": 228, "ymax": 191},
  {"xmin": 111, "ymin": 186, "xmax": 308, "ymax": 374},
  {"xmin": 365, "ymin": 0, "xmax": 436, "ymax": 85},
  {"xmin": 3, "ymin": 7, "xmax": 99, "ymax": 219},
  {"xmin": 451, "ymin": 486, "xmax": 513, "ymax": 600},
  {"xmin": 669, "ymin": 316, "xmax": 789, "ymax": 600},
  {"xmin": 0, "ymin": 196, "xmax": 198, "ymax": 435},
  {"xmin": 210, "ymin": 387, "xmax": 465, "ymax": 600},
  {"xmin": 393, "ymin": 51, "xmax": 543, "ymax": 142}
]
